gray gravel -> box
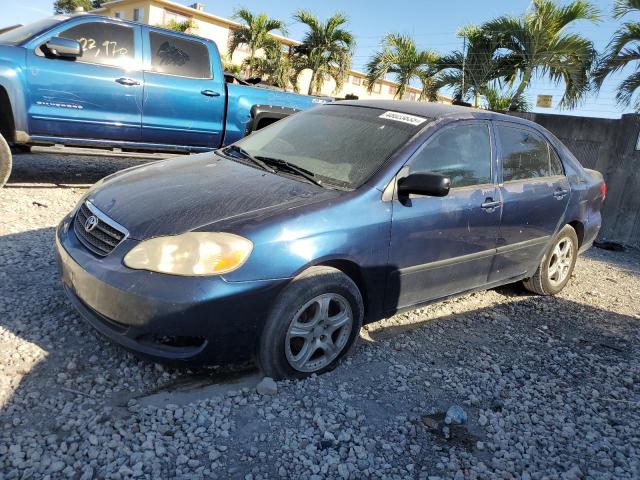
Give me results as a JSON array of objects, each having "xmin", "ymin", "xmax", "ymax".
[{"xmin": 1, "ymin": 152, "xmax": 640, "ymax": 479}]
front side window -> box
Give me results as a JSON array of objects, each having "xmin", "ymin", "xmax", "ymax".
[
  {"xmin": 59, "ymin": 22, "xmax": 134, "ymax": 67},
  {"xmin": 149, "ymin": 31, "xmax": 210, "ymax": 78},
  {"xmin": 498, "ymin": 125, "xmax": 562, "ymax": 181},
  {"xmin": 232, "ymin": 106, "xmax": 428, "ymax": 189},
  {"xmin": 409, "ymin": 123, "xmax": 492, "ymax": 188}
]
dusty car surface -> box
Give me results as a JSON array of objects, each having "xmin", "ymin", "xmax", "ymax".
[{"xmin": 55, "ymin": 100, "xmax": 606, "ymax": 379}]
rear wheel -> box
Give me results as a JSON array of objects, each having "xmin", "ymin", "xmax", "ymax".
[
  {"xmin": 523, "ymin": 225, "xmax": 578, "ymax": 295},
  {"xmin": 0, "ymin": 133, "xmax": 12, "ymax": 188},
  {"xmin": 257, "ymin": 266, "xmax": 363, "ymax": 379}
]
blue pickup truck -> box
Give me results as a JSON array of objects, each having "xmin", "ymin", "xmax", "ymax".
[{"xmin": 0, "ymin": 14, "xmax": 330, "ymax": 187}]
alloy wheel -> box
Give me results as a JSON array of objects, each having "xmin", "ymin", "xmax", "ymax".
[
  {"xmin": 285, "ymin": 293, "xmax": 353, "ymax": 373},
  {"xmin": 547, "ymin": 237, "xmax": 574, "ymax": 287}
]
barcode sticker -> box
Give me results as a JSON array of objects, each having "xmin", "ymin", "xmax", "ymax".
[{"xmin": 379, "ymin": 111, "xmax": 427, "ymax": 126}]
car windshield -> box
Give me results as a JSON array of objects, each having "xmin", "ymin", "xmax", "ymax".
[
  {"xmin": 0, "ymin": 16, "xmax": 66, "ymax": 45},
  {"xmin": 233, "ymin": 105, "xmax": 429, "ymax": 189}
]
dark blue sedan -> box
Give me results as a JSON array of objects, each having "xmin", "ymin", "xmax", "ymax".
[{"xmin": 55, "ymin": 101, "xmax": 606, "ymax": 378}]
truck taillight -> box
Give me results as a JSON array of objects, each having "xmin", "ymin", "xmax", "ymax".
[{"xmin": 600, "ymin": 182, "xmax": 607, "ymax": 201}]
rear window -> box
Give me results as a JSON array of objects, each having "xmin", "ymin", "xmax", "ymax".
[
  {"xmin": 149, "ymin": 31, "xmax": 210, "ymax": 78},
  {"xmin": 234, "ymin": 105, "xmax": 428, "ymax": 189}
]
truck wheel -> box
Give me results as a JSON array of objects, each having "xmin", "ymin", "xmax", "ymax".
[
  {"xmin": 257, "ymin": 266, "xmax": 363, "ymax": 379},
  {"xmin": 0, "ymin": 133, "xmax": 12, "ymax": 188}
]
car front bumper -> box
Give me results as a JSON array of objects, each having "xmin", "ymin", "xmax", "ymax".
[{"xmin": 55, "ymin": 214, "xmax": 289, "ymax": 365}]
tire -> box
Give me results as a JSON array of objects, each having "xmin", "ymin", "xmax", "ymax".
[
  {"xmin": 257, "ymin": 266, "xmax": 364, "ymax": 379},
  {"xmin": 523, "ymin": 225, "xmax": 578, "ymax": 295},
  {"xmin": 0, "ymin": 133, "xmax": 12, "ymax": 188}
]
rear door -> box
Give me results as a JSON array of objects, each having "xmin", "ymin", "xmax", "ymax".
[
  {"xmin": 26, "ymin": 18, "xmax": 143, "ymax": 141},
  {"xmin": 386, "ymin": 120, "xmax": 501, "ymax": 311},
  {"xmin": 489, "ymin": 122, "xmax": 570, "ymax": 282},
  {"xmin": 141, "ymin": 29, "xmax": 225, "ymax": 148}
]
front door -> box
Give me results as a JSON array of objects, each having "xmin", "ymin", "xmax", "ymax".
[
  {"xmin": 488, "ymin": 123, "xmax": 571, "ymax": 283},
  {"xmin": 141, "ymin": 29, "xmax": 226, "ymax": 148},
  {"xmin": 386, "ymin": 120, "xmax": 501, "ymax": 311},
  {"xmin": 26, "ymin": 18, "xmax": 143, "ymax": 141}
]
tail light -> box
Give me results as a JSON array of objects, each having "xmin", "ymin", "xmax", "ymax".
[{"xmin": 600, "ymin": 182, "xmax": 607, "ymax": 201}]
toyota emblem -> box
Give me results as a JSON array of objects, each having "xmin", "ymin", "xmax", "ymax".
[{"xmin": 84, "ymin": 215, "xmax": 99, "ymax": 232}]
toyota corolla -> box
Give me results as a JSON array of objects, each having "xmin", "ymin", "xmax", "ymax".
[{"xmin": 55, "ymin": 101, "xmax": 605, "ymax": 379}]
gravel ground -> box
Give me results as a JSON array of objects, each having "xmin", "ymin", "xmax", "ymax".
[{"xmin": 1, "ymin": 152, "xmax": 640, "ymax": 479}]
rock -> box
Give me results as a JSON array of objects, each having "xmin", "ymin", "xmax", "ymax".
[
  {"xmin": 256, "ymin": 377, "xmax": 278, "ymax": 395},
  {"xmin": 444, "ymin": 405, "xmax": 467, "ymax": 425}
]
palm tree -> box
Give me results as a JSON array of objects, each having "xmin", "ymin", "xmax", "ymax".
[
  {"xmin": 482, "ymin": 0, "xmax": 600, "ymax": 110},
  {"xmin": 228, "ymin": 8, "xmax": 287, "ymax": 78},
  {"xmin": 291, "ymin": 11, "xmax": 354, "ymax": 96},
  {"xmin": 252, "ymin": 42, "xmax": 296, "ymax": 89},
  {"xmin": 593, "ymin": 0, "xmax": 640, "ymax": 110},
  {"xmin": 483, "ymin": 84, "xmax": 531, "ymax": 111},
  {"xmin": 163, "ymin": 19, "xmax": 196, "ymax": 34},
  {"xmin": 365, "ymin": 34, "xmax": 439, "ymax": 101},
  {"xmin": 435, "ymin": 26, "xmax": 513, "ymax": 107}
]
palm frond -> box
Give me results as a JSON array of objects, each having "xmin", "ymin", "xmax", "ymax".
[{"xmin": 613, "ymin": 0, "xmax": 640, "ymax": 19}]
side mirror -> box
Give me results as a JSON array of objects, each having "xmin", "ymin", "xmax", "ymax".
[
  {"xmin": 397, "ymin": 172, "xmax": 450, "ymax": 197},
  {"xmin": 44, "ymin": 37, "xmax": 82, "ymax": 58}
]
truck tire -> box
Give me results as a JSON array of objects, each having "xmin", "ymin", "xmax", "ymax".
[{"xmin": 0, "ymin": 133, "xmax": 12, "ymax": 188}]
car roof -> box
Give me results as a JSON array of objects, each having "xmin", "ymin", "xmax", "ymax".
[
  {"xmin": 63, "ymin": 14, "xmax": 211, "ymax": 42},
  {"xmin": 331, "ymin": 99, "xmax": 539, "ymax": 128}
]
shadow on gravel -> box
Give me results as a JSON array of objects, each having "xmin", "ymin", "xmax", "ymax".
[
  {"xmin": 0, "ymin": 226, "xmax": 265, "ymax": 427},
  {"xmin": 2, "ymin": 225, "xmax": 639, "ymax": 430},
  {"xmin": 6, "ymin": 153, "xmax": 151, "ymax": 186}
]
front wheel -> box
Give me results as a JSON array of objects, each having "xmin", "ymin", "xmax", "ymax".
[
  {"xmin": 0, "ymin": 133, "xmax": 12, "ymax": 188},
  {"xmin": 523, "ymin": 225, "xmax": 578, "ymax": 295},
  {"xmin": 257, "ymin": 266, "xmax": 363, "ymax": 379}
]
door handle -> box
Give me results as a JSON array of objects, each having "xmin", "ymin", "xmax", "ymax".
[
  {"xmin": 201, "ymin": 89, "xmax": 221, "ymax": 97},
  {"xmin": 553, "ymin": 189, "xmax": 569, "ymax": 199},
  {"xmin": 481, "ymin": 199, "xmax": 502, "ymax": 210},
  {"xmin": 115, "ymin": 77, "xmax": 140, "ymax": 86}
]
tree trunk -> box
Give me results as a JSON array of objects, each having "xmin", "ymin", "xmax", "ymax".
[
  {"xmin": 307, "ymin": 70, "xmax": 316, "ymax": 96},
  {"xmin": 509, "ymin": 69, "xmax": 532, "ymax": 111}
]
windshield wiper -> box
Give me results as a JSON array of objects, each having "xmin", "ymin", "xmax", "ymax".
[
  {"xmin": 255, "ymin": 156, "xmax": 324, "ymax": 187},
  {"xmin": 220, "ymin": 145, "xmax": 276, "ymax": 173}
]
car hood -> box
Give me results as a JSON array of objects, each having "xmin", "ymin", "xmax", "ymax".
[{"xmin": 88, "ymin": 153, "xmax": 338, "ymax": 239}]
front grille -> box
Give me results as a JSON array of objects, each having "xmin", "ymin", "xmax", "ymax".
[{"xmin": 73, "ymin": 202, "xmax": 128, "ymax": 256}]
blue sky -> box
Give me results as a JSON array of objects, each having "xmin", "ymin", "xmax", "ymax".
[{"xmin": 3, "ymin": 0, "xmax": 632, "ymax": 118}]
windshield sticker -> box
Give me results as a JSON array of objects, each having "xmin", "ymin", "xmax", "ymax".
[{"xmin": 379, "ymin": 111, "xmax": 427, "ymax": 126}]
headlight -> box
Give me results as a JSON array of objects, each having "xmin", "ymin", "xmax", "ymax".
[{"xmin": 123, "ymin": 232, "xmax": 253, "ymax": 276}]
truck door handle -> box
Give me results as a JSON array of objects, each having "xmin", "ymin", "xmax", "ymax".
[
  {"xmin": 553, "ymin": 189, "xmax": 569, "ymax": 199},
  {"xmin": 115, "ymin": 77, "xmax": 140, "ymax": 86},
  {"xmin": 201, "ymin": 89, "xmax": 221, "ymax": 97},
  {"xmin": 481, "ymin": 199, "xmax": 502, "ymax": 211}
]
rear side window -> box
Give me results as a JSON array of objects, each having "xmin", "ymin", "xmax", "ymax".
[
  {"xmin": 149, "ymin": 31, "xmax": 210, "ymax": 78},
  {"xmin": 549, "ymin": 146, "xmax": 564, "ymax": 176},
  {"xmin": 59, "ymin": 22, "xmax": 134, "ymax": 67},
  {"xmin": 409, "ymin": 123, "xmax": 492, "ymax": 188},
  {"xmin": 498, "ymin": 126, "xmax": 562, "ymax": 181}
]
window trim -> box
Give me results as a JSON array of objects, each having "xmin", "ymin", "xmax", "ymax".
[
  {"xmin": 48, "ymin": 20, "xmax": 137, "ymax": 70},
  {"xmin": 495, "ymin": 122, "xmax": 566, "ymax": 184},
  {"xmin": 145, "ymin": 29, "xmax": 212, "ymax": 80},
  {"xmin": 401, "ymin": 119, "xmax": 495, "ymax": 192}
]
